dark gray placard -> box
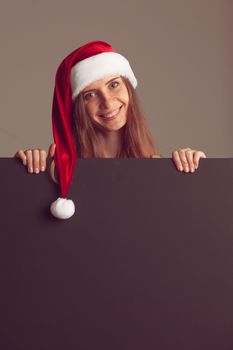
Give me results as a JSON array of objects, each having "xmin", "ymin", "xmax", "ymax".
[{"xmin": 0, "ymin": 158, "xmax": 233, "ymax": 350}]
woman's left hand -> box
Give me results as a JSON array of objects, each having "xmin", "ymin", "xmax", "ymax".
[{"xmin": 172, "ymin": 148, "xmax": 207, "ymax": 173}]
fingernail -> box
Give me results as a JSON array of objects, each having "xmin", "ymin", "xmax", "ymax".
[
  {"xmin": 179, "ymin": 166, "xmax": 183, "ymax": 171},
  {"xmin": 28, "ymin": 167, "xmax": 33, "ymax": 173},
  {"xmin": 35, "ymin": 168, "xmax": 39, "ymax": 174},
  {"xmin": 41, "ymin": 166, "xmax": 45, "ymax": 171}
]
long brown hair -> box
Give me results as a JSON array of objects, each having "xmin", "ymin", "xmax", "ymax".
[{"xmin": 50, "ymin": 76, "xmax": 160, "ymax": 183}]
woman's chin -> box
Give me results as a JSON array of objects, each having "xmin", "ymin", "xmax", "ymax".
[{"xmin": 102, "ymin": 120, "xmax": 126, "ymax": 131}]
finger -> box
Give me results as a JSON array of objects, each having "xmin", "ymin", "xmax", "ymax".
[
  {"xmin": 32, "ymin": 150, "xmax": 40, "ymax": 174},
  {"xmin": 185, "ymin": 150, "xmax": 196, "ymax": 172},
  {"xmin": 48, "ymin": 143, "xmax": 56, "ymax": 158},
  {"xmin": 15, "ymin": 150, "xmax": 27, "ymax": 166},
  {"xmin": 172, "ymin": 150, "xmax": 184, "ymax": 171},
  {"xmin": 193, "ymin": 151, "xmax": 207, "ymax": 169},
  {"xmin": 25, "ymin": 150, "xmax": 33, "ymax": 173},
  {"xmin": 39, "ymin": 150, "xmax": 47, "ymax": 171},
  {"xmin": 178, "ymin": 149, "xmax": 193, "ymax": 172}
]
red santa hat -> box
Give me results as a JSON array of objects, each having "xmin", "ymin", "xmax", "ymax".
[{"xmin": 50, "ymin": 40, "xmax": 138, "ymax": 219}]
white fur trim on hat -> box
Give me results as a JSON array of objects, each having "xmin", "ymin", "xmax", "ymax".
[
  {"xmin": 70, "ymin": 52, "xmax": 137, "ymax": 100},
  {"xmin": 50, "ymin": 197, "xmax": 75, "ymax": 219}
]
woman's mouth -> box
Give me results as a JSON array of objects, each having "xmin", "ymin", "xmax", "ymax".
[{"xmin": 99, "ymin": 106, "xmax": 122, "ymax": 120}]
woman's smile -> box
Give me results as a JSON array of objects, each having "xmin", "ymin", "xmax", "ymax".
[{"xmin": 99, "ymin": 105, "xmax": 123, "ymax": 120}]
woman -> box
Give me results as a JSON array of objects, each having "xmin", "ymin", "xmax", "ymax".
[
  {"xmin": 14, "ymin": 40, "xmax": 206, "ymax": 218},
  {"xmin": 15, "ymin": 75, "xmax": 206, "ymax": 174}
]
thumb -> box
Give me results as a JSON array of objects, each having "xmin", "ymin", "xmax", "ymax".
[{"xmin": 48, "ymin": 143, "xmax": 56, "ymax": 159}]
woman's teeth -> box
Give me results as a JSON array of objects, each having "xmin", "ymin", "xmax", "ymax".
[{"xmin": 101, "ymin": 107, "xmax": 121, "ymax": 118}]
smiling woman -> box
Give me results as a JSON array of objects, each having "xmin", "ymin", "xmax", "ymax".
[{"xmin": 14, "ymin": 40, "xmax": 206, "ymax": 219}]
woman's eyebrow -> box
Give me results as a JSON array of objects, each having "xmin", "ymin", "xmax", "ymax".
[
  {"xmin": 105, "ymin": 76, "xmax": 121, "ymax": 84},
  {"xmin": 83, "ymin": 76, "xmax": 121, "ymax": 94}
]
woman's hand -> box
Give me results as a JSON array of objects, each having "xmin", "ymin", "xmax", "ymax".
[
  {"xmin": 14, "ymin": 144, "xmax": 56, "ymax": 174},
  {"xmin": 172, "ymin": 147, "xmax": 207, "ymax": 173}
]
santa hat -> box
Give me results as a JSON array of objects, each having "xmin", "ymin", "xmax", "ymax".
[{"xmin": 50, "ymin": 40, "xmax": 138, "ymax": 219}]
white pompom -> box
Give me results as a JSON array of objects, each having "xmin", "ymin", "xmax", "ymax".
[{"xmin": 50, "ymin": 197, "xmax": 75, "ymax": 219}]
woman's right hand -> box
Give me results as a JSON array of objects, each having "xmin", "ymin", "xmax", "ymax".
[{"xmin": 14, "ymin": 143, "xmax": 56, "ymax": 174}]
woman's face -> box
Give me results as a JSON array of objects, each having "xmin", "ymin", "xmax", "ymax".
[{"xmin": 81, "ymin": 75, "xmax": 129, "ymax": 131}]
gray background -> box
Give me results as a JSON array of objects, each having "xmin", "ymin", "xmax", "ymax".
[{"xmin": 1, "ymin": 0, "xmax": 232, "ymax": 157}]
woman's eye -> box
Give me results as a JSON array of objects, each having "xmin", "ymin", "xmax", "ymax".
[
  {"xmin": 111, "ymin": 81, "xmax": 120, "ymax": 88},
  {"xmin": 84, "ymin": 92, "xmax": 96, "ymax": 100}
]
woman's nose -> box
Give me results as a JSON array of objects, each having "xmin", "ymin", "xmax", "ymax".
[{"xmin": 99, "ymin": 91, "xmax": 114, "ymax": 110}]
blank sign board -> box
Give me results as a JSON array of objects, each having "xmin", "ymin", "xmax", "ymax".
[{"xmin": 0, "ymin": 158, "xmax": 233, "ymax": 349}]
